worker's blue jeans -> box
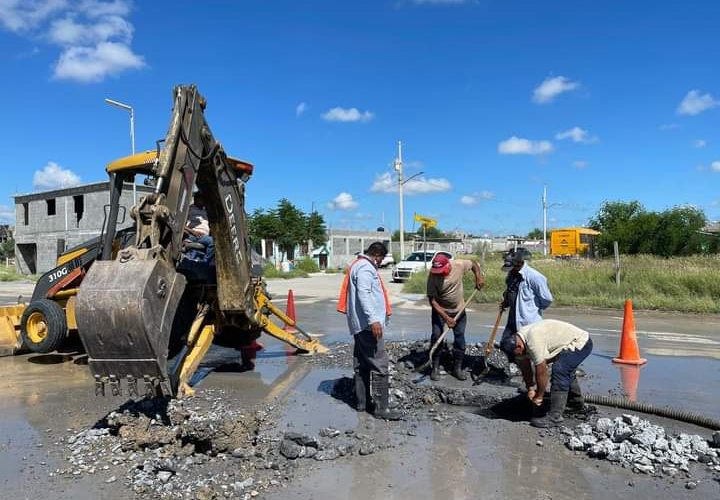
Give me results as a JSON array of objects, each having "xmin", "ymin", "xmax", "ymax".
[
  {"xmin": 431, "ymin": 309, "xmax": 467, "ymax": 352},
  {"xmin": 551, "ymin": 338, "xmax": 593, "ymax": 391}
]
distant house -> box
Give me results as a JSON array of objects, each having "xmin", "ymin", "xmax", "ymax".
[{"xmin": 13, "ymin": 182, "xmax": 150, "ymax": 275}]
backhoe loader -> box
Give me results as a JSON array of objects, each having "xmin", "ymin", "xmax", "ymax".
[
  {"xmin": 75, "ymin": 84, "xmax": 326, "ymax": 399},
  {"xmin": 0, "ymin": 222, "xmax": 134, "ymax": 357}
]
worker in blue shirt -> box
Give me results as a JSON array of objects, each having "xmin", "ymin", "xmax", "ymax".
[{"xmin": 500, "ymin": 249, "xmax": 553, "ymax": 339}]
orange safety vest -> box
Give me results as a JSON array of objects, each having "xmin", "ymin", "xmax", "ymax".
[{"xmin": 337, "ymin": 257, "xmax": 392, "ymax": 317}]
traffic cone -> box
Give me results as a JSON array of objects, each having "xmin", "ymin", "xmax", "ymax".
[
  {"xmin": 612, "ymin": 299, "xmax": 647, "ymax": 365},
  {"xmin": 616, "ymin": 364, "xmax": 641, "ymax": 402},
  {"xmin": 284, "ymin": 289, "xmax": 297, "ymax": 333}
]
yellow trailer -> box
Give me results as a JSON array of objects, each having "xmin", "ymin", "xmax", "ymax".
[{"xmin": 550, "ymin": 227, "xmax": 600, "ymax": 258}]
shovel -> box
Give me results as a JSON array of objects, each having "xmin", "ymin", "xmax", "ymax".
[
  {"xmin": 415, "ymin": 289, "xmax": 478, "ymax": 373},
  {"xmin": 473, "ymin": 307, "xmax": 505, "ymax": 381}
]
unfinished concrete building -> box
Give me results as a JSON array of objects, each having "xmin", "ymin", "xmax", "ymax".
[{"xmin": 13, "ymin": 182, "xmax": 151, "ymax": 275}]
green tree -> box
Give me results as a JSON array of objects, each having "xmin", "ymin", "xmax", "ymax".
[
  {"xmin": 0, "ymin": 238, "xmax": 14, "ymax": 259},
  {"xmin": 304, "ymin": 211, "xmax": 327, "ymax": 247},
  {"xmin": 275, "ymin": 199, "xmax": 306, "ymax": 260},
  {"xmin": 527, "ymin": 228, "xmax": 543, "ymax": 240},
  {"xmin": 589, "ymin": 201, "xmax": 646, "ymax": 255}
]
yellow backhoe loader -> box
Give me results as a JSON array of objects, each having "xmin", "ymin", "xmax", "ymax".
[
  {"xmin": 0, "ymin": 223, "xmax": 135, "ymax": 357},
  {"xmin": 74, "ymin": 84, "xmax": 326, "ymax": 399}
]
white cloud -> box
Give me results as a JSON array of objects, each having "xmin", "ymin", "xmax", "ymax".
[
  {"xmin": 0, "ymin": 0, "xmax": 145, "ymax": 83},
  {"xmin": 555, "ymin": 126, "xmax": 598, "ymax": 144},
  {"xmin": 321, "ymin": 107, "xmax": 374, "ymax": 123},
  {"xmin": 327, "ymin": 192, "xmax": 358, "ymax": 210},
  {"xmin": 693, "ymin": 139, "xmax": 707, "ymax": 148},
  {"xmin": 711, "ymin": 161, "xmax": 720, "ymax": 173},
  {"xmin": 498, "ymin": 136, "xmax": 553, "ymax": 155},
  {"xmin": 0, "ymin": 0, "xmax": 67, "ymax": 32},
  {"xmin": 295, "ymin": 102, "xmax": 307, "ymax": 117},
  {"xmin": 572, "ymin": 160, "xmax": 589, "ymax": 169},
  {"xmin": 677, "ymin": 90, "xmax": 719, "ymax": 116},
  {"xmin": 659, "ymin": 123, "xmax": 680, "ymax": 131},
  {"xmin": 460, "ymin": 191, "xmax": 494, "ymax": 206},
  {"xmin": 54, "ymin": 41, "xmax": 143, "ymax": 82},
  {"xmin": 0, "ymin": 204, "xmax": 14, "ymax": 223},
  {"xmin": 33, "ymin": 161, "xmax": 81, "ymax": 190},
  {"xmin": 532, "ymin": 75, "xmax": 580, "ymax": 104},
  {"xmin": 370, "ymin": 172, "xmax": 451, "ymax": 195}
]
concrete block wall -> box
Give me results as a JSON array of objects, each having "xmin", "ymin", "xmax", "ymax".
[{"xmin": 14, "ymin": 182, "xmax": 151, "ymax": 275}]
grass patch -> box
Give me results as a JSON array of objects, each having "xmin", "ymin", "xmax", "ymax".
[
  {"xmin": 402, "ymin": 254, "xmax": 720, "ymax": 313},
  {"xmin": 262, "ymin": 264, "xmax": 309, "ymax": 279},
  {"xmin": 0, "ymin": 265, "xmax": 35, "ymax": 282}
]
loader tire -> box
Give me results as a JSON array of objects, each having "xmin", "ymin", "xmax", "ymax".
[{"xmin": 20, "ymin": 299, "xmax": 67, "ymax": 354}]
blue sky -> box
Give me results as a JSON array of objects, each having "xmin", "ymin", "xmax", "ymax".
[{"xmin": 1, "ymin": 0, "xmax": 719, "ymax": 237}]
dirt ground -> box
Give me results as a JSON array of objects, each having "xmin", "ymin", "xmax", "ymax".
[{"xmin": 1, "ymin": 274, "xmax": 719, "ymax": 499}]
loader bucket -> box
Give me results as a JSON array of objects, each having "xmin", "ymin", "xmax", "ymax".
[
  {"xmin": 0, "ymin": 304, "xmax": 25, "ymax": 357},
  {"xmin": 75, "ymin": 259, "xmax": 186, "ymax": 397}
]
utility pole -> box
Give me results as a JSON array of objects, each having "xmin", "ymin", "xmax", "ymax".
[
  {"xmin": 543, "ymin": 185, "xmax": 548, "ymax": 257},
  {"xmin": 105, "ymin": 98, "xmax": 136, "ymax": 204},
  {"xmin": 394, "ymin": 141, "xmax": 405, "ymax": 260}
]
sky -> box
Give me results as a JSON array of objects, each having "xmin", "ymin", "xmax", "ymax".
[{"xmin": 1, "ymin": 0, "xmax": 719, "ymax": 237}]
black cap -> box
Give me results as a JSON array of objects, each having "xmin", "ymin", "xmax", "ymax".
[
  {"xmin": 499, "ymin": 333, "xmax": 518, "ymax": 362},
  {"xmin": 502, "ymin": 248, "xmax": 532, "ymax": 270}
]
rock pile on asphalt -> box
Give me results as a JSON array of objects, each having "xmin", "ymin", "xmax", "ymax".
[
  {"xmin": 562, "ymin": 414, "xmax": 720, "ymax": 478},
  {"xmin": 60, "ymin": 389, "xmax": 386, "ymax": 499}
]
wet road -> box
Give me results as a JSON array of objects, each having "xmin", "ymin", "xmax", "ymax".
[{"xmin": 0, "ymin": 276, "xmax": 718, "ymax": 499}]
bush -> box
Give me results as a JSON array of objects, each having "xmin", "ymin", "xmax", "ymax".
[{"xmin": 294, "ymin": 257, "xmax": 320, "ymax": 273}]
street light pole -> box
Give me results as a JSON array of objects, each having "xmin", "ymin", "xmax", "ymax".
[
  {"xmin": 105, "ymin": 98, "xmax": 136, "ymax": 203},
  {"xmin": 394, "ymin": 141, "xmax": 405, "ymax": 260}
]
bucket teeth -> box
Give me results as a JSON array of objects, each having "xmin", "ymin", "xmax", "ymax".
[
  {"xmin": 94, "ymin": 375, "xmax": 106, "ymax": 397},
  {"xmin": 127, "ymin": 375, "xmax": 138, "ymax": 398},
  {"xmin": 109, "ymin": 375, "xmax": 121, "ymax": 397}
]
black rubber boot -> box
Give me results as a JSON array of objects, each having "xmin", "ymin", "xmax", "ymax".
[
  {"xmin": 371, "ymin": 373, "xmax": 403, "ymax": 421},
  {"xmin": 354, "ymin": 371, "xmax": 367, "ymax": 412},
  {"xmin": 452, "ymin": 348, "xmax": 467, "ymax": 381},
  {"xmin": 531, "ymin": 391, "xmax": 568, "ymax": 428},
  {"xmin": 566, "ymin": 377, "xmax": 585, "ymax": 412},
  {"xmin": 430, "ymin": 353, "xmax": 442, "ymax": 381}
]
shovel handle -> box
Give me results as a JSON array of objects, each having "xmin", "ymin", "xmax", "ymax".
[
  {"xmin": 484, "ymin": 308, "xmax": 505, "ymax": 356},
  {"xmin": 427, "ymin": 288, "xmax": 478, "ymax": 362}
]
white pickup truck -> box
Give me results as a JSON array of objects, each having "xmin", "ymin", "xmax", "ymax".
[{"xmin": 391, "ymin": 251, "xmax": 452, "ymax": 282}]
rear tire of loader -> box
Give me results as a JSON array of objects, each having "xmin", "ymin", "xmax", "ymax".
[{"xmin": 20, "ymin": 299, "xmax": 67, "ymax": 354}]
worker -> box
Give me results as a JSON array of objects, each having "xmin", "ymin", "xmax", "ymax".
[
  {"xmin": 426, "ymin": 254, "xmax": 485, "ymax": 381},
  {"xmin": 183, "ymin": 191, "xmax": 214, "ymax": 263},
  {"xmin": 338, "ymin": 241, "xmax": 401, "ymax": 420},
  {"xmin": 500, "ymin": 318, "xmax": 593, "ymax": 427},
  {"xmin": 500, "ymin": 248, "xmax": 552, "ymax": 341}
]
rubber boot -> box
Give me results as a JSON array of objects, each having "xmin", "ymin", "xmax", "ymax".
[
  {"xmin": 371, "ymin": 373, "xmax": 403, "ymax": 421},
  {"xmin": 354, "ymin": 371, "xmax": 367, "ymax": 412},
  {"xmin": 566, "ymin": 378, "xmax": 585, "ymax": 412},
  {"xmin": 531, "ymin": 391, "xmax": 568, "ymax": 428},
  {"xmin": 430, "ymin": 352, "xmax": 442, "ymax": 381},
  {"xmin": 452, "ymin": 348, "xmax": 467, "ymax": 381}
]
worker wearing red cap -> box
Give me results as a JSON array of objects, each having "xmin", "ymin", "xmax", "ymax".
[{"xmin": 426, "ymin": 254, "xmax": 485, "ymax": 381}]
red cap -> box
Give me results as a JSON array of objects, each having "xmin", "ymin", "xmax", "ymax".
[{"xmin": 430, "ymin": 254, "xmax": 451, "ymax": 275}]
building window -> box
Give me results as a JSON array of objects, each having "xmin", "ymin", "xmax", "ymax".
[
  {"xmin": 47, "ymin": 199, "xmax": 56, "ymax": 216},
  {"xmin": 74, "ymin": 195, "xmax": 84, "ymax": 226},
  {"xmin": 23, "ymin": 203, "xmax": 29, "ymax": 225}
]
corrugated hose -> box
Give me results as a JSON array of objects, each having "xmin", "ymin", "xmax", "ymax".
[{"xmin": 583, "ymin": 393, "xmax": 720, "ymax": 431}]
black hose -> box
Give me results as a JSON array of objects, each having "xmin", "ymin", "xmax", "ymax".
[{"xmin": 584, "ymin": 393, "xmax": 720, "ymax": 431}]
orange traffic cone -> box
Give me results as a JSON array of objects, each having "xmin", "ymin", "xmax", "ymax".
[
  {"xmin": 612, "ymin": 299, "xmax": 647, "ymax": 365},
  {"xmin": 284, "ymin": 289, "xmax": 297, "ymax": 333},
  {"xmin": 616, "ymin": 364, "xmax": 641, "ymax": 401}
]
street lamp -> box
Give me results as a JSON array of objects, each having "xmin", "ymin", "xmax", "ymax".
[
  {"xmin": 105, "ymin": 98, "xmax": 136, "ymax": 203},
  {"xmin": 394, "ymin": 141, "xmax": 405, "ymax": 260}
]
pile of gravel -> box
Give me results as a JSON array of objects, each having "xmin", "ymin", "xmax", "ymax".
[
  {"xmin": 60, "ymin": 389, "xmax": 385, "ymax": 499},
  {"xmin": 562, "ymin": 414, "xmax": 720, "ymax": 479}
]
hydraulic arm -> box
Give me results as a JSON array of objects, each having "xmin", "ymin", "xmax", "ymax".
[{"xmin": 75, "ymin": 85, "xmax": 326, "ymax": 399}]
